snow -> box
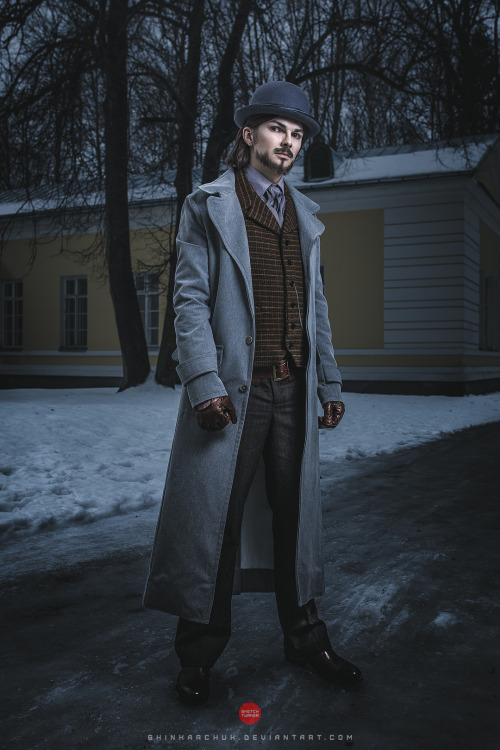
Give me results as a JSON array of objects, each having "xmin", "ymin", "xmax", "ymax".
[
  {"xmin": 1, "ymin": 382, "xmax": 499, "ymax": 578},
  {"xmin": 291, "ymin": 139, "xmax": 494, "ymax": 187},
  {"xmin": 432, "ymin": 612, "xmax": 458, "ymax": 628},
  {"xmin": 1, "ymin": 382, "xmax": 499, "ymax": 540}
]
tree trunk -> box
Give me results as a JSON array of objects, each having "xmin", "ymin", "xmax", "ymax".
[
  {"xmin": 201, "ymin": 0, "xmax": 253, "ymax": 184},
  {"xmin": 102, "ymin": 0, "xmax": 150, "ymax": 390},
  {"xmin": 155, "ymin": 0, "xmax": 205, "ymax": 387}
]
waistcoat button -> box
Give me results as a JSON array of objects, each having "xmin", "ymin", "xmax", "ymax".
[
  {"xmin": 239, "ymin": 384, "xmax": 248, "ymax": 393},
  {"xmin": 245, "ymin": 336, "xmax": 253, "ymax": 345}
]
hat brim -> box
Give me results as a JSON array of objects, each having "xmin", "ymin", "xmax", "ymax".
[{"xmin": 234, "ymin": 104, "xmax": 320, "ymax": 138}]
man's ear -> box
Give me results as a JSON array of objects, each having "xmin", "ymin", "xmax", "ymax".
[{"xmin": 242, "ymin": 126, "xmax": 253, "ymax": 146}]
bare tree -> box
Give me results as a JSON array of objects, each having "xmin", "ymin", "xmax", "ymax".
[
  {"xmin": 100, "ymin": 0, "xmax": 150, "ymax": 390},
  {"xmin": 155, "ymin": 0, "xmax": 255, "ymax": 386},
  {"xmin": 201, "ymin": 0, "xmax": 254, "ymax": 183},
  {"xmin": 0, "ymin": 0, "xmax": 182, "ymax": 390}
]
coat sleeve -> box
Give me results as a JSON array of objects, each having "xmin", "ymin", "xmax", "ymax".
[
  {"xmin": 314, "ymin": 241, "xmax": 343, "ymax": 405},
  {"xmin": 173, "ymin": 194, "xmax": 228, "ymax": 407}
]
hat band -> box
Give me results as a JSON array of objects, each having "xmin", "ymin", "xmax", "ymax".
[{"xmin": 252, "ymin": 102, "xmax": 313, "ymax": 119}]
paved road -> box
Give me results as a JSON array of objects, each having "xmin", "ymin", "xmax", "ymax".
[{"xmin": 1, "ymin": 422, "xmax": 499, "ymax": 750}]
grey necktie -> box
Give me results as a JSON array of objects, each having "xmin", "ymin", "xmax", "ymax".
[{"xmin": 264, "ymin": 183, "xmax": 285, "ymax": 225}]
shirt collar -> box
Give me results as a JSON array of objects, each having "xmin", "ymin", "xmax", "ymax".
[{"xmin": 244, "ymin": 165, "xmax": 284, "ymax": 200}]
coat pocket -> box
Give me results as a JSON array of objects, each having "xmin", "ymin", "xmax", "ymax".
[
  {"xmin": 323, "ymin": 362, "xmax": 340, "ymax": 383},
  {"xmin": 316, "ymin": 346, "xmax": 339, "ymax": 384}
]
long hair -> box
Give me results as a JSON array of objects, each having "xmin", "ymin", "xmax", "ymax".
[{"xmin": 225, "ymin": 114, "xmax": 309, "ymax": 169}]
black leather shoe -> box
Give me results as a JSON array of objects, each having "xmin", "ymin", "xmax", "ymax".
[
  {"xmin": 175, "ymin": 667, "xmax": 210, "ymax": 705},
  {"xmin": 286, "ymin": 648, "xmax": 362, "ymax": 687}
]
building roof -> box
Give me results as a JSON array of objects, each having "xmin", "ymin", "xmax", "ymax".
[
  {"xmin": 290, "ymin": 134, "xmax": 499, "ymax": 188},
  {"xmin": 0, "ymin": 135, "xmax": 498, "ymax": 218}
]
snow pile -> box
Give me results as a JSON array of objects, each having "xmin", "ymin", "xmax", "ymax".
[
  {"xmin": 318, "ymin": 391, "xmax": 500, "ymax": 461},
  {"xmin": 1, "ymin": 385, "xmax": 499, "ymax": 541}
]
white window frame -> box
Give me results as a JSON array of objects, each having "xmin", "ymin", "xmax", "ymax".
[
  {"xmin": 0, "ymin": 279, "xmax": 23, "ymax": 349},
  {"xmin": 134, "ymin": 272, "xmax": 160, "ymax": 349},
  {"xmin": 61, "ymin": 276, "xmax": 88, "ymax": 349}
]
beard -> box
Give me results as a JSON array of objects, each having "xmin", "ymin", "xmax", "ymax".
[{"xmin": 254, "ymin": 147, "xmax": 296, "ymax": 175}]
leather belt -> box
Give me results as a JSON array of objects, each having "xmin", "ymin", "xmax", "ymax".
[{"xmin": 251, "ymin": 360, "xmax": 303, "ymax": 386}]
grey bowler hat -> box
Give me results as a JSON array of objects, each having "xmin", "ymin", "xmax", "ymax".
[{"xmin": 234, "ymin": 81, "xmax": 320, "ymax": 137}]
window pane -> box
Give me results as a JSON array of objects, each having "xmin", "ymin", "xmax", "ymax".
[
  {"xmin": 62, "ymin": 277, "xmax": 87, "ymax": 347},
  {"xmin": 1, "ymin": 281, "xmax": 23, "ymax": 348},
  {"xmin": 134, "ymin": 272, "xmax": 160, "ymax": 347}
]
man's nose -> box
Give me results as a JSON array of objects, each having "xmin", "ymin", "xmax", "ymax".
[{"xmin": 281, "ymin": 131, "xmax": 292, "ymax": 146}]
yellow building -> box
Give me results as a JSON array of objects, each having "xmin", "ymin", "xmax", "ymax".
[
  {"xmin": 1, "ymin": 138, "xmax": 499, "ymax": 394},
  {"xmin": 0, "ymin": 181, "xmax": 175, "ymax": 387}
]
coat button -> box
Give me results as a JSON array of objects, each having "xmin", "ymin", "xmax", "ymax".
[
  {"xmin": 239, "ymin": 384, "xmax": 248, "ymax": 393},
  {"xmin": 245, "ymin": 336, "xmax": 253, "ymax": 345}
]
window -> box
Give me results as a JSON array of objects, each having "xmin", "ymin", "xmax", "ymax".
[
  {"xmin": 479, "ymin": 271, "xmax": 500, "ymax": 351},
  {"xmin": 304, "ymin": 142, "xmax": 334, "ymax": 181},
  {"xmin": 135, "ymin": 272, "xmax": 159, "ymax": 348},
  {"xmin": 1, "ymin": 280, "xmax": 23, "ymax": 348},
  {"xmin": 61, "ymin": 276, "xmax": 87, "ymax": 348}
]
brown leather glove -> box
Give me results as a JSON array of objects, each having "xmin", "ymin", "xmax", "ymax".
[
  {"xmin": 318, "ymin": 400, "xmax": 345, "ymax": 429},
  {"xmin": 195, "ymin": 396, "xmax": 237, "ymax": 431}
]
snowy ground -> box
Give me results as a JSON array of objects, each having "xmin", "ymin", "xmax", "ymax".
[{"xmin": 1, "ymin": 380, "xmax": 500, "ymax": 545}]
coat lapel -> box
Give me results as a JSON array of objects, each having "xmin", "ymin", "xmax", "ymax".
[
  {"xmin": 201, "ymin": 170, "xmax": 254, "ymax": 312},
  {"xmin": 285, "ymin": 180, "xmax": 325, "ymax": 286},
  {"xmin": 199, "ymin": 169, "xmax": 325, "ymax": 309},
  {"xmin": 286, "ymin": 181, "xmax": 325, "ymax": 252}
]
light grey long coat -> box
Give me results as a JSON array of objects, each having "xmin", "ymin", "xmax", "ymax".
[{"xmin": 143, "ymin": 168, "xmax": 343, "ymax": 624}]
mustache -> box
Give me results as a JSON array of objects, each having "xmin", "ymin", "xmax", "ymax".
[{"xmin": 274, "ymin": 148, "xmax": 293, "ymax": 158}]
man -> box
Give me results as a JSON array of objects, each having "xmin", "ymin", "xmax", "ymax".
[{"xmin": 144, "ymin": 81, "xmax": 362, "ymax": 704}]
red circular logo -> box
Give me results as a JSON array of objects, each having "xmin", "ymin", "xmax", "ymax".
[{"xmin": 239, "ymin": 702, "xmax": 261, "ymax": 725}]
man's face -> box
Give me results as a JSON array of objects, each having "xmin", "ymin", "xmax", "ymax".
[{"xmin": 243, "ymin": 117, "xmax": 304, "ymax": 182}]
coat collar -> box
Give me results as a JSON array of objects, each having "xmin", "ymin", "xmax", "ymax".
[
  {"xmin": 235, "ymin": 168, "xmax": 281, "ymax": 235},
  {"xmin": 199, "ymin": 169, "xmax": 324, "ymax": 298},
  {"xmin": 199, "ymin": 168, "xmax": 321, "ymax": 215}
]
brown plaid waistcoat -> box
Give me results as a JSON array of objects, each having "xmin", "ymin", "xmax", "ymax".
[{"xmin": 234, "ymin": 168, "xmax": 307, "ymax": 369}]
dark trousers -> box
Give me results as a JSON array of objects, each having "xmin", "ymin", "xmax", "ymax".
[{"xmin": 175, "ymin": 376, "xmax": 331, "ymax": 668}]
